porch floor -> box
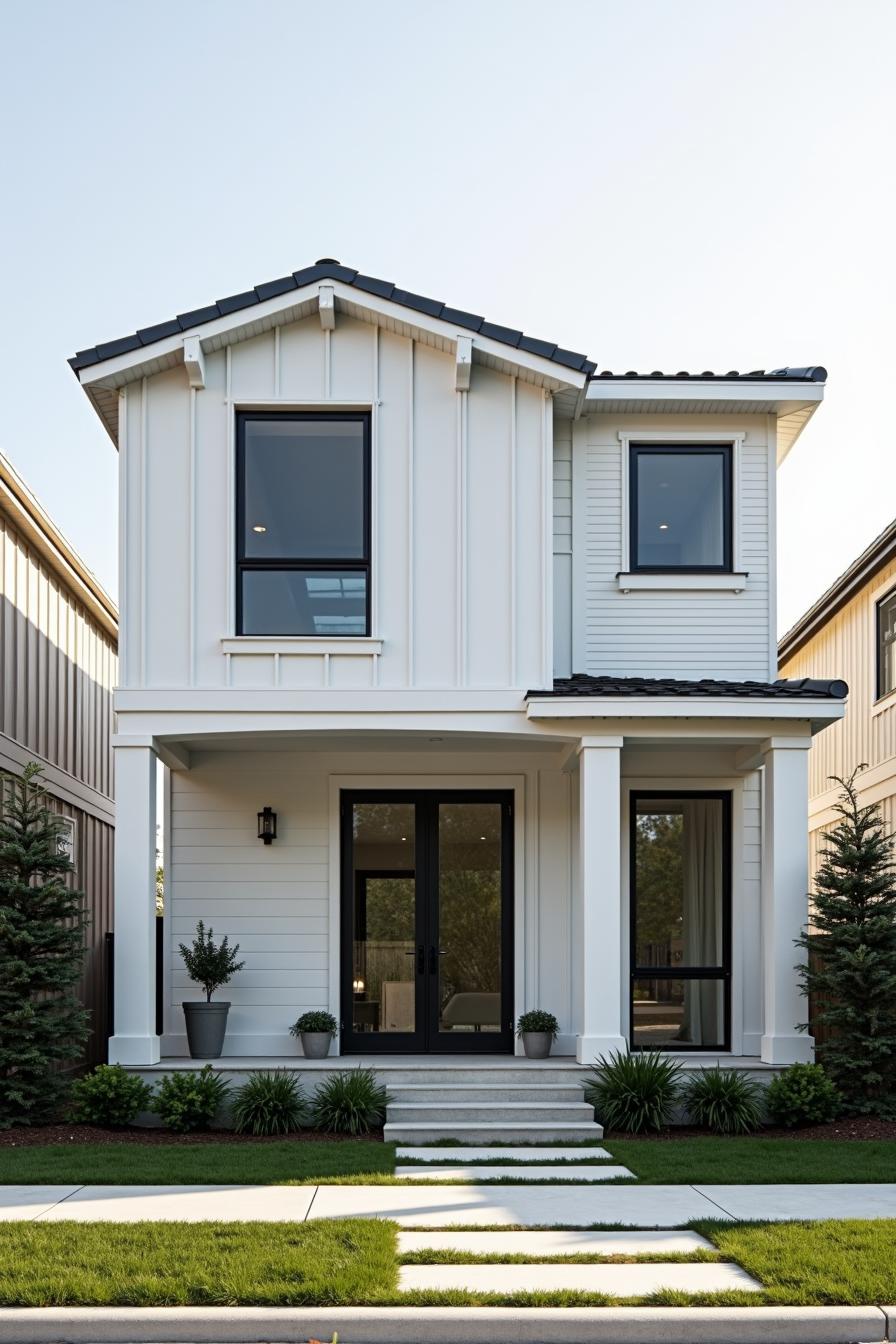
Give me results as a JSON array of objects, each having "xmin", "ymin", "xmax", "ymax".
[{"xmin": 139, "ymin": 1053, "xmax": 775, "ymax": 1071}]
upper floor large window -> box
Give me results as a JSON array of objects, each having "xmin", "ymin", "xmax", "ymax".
[
  {"xmin": 877, "ymin": 588, "xmax": 896, "ymax": 700},
  {"xmin": 630, "ymin": 444, "xmax": 732, "ymax": 572},
  {"xmin": 236, "ymin": 412, "xmax": 370, "ymax": 636}
]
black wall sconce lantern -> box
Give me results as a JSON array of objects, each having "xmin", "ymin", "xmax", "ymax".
[{"xmin": 257, "ymin": 806, "xmax": 277, "ymax": 845}]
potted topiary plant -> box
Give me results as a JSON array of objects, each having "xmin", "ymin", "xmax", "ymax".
[
  {"xmin": 290, "ymin": 1010, "xmax": 338, "ymax": 1059},
  {"xmin": 516, "ymin": 1009, "xmax": 559, "ymax": 1059},
  {"xmin": 178, "ymin": 921, "xmax": 244, "ymax": 1059}
]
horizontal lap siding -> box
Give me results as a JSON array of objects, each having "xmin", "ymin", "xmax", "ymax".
[{"xmin": 576, "ymin": 415, "xmax": 772, "ymax": 680}]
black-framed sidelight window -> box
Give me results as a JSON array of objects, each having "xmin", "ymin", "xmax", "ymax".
[
  {"xmin": 876, "ymin": 588, "xmax": 896, "ymax": 700},
  {"xmin": 236, "ymin": 412, "xmax": 371, "ymax": 636},
  {"xmin": 630, "ymin": 444, "xmax": 733, "ymax": 572},
  {"xmin": 629, "ymin": 791, "xmax": 732, "ymax": 1051}
]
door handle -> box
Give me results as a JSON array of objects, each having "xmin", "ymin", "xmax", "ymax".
[
  {"xmin": 404, "ymin": 945, "xmax": 425, "ymax": 975},
  {"xmin": 429, "ymin": 946, "xmax": 447, "ymax": 973}
]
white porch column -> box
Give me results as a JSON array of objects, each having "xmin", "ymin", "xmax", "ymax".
[
  {"xmin": 760, "ymin": 736, "xmax": 815, "ymax": 1066},
  {"xmin": 576, "ymin": 736, "xmax": 627, "ymax": 1064},
  {"xmin": 109, "ymin": 742, "xmax": 160, "ymax": 1065}
]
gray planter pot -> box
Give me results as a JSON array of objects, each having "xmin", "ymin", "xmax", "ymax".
[
  {"xmin": 301, "ymin": 1031, "xmax": 332, "ymax": 1059},
  {"xmin": 183, "ymin": 1001, "xmax": 230, "ymax": 1059},
  {"xmin": 522, "ymin": 1031, "xmax": 553, "ymax": 1059}
]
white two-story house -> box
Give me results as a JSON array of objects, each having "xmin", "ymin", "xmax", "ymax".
[{"xmin": 71, "ymin": 260, "xmax": 844, "ymax": 1072}]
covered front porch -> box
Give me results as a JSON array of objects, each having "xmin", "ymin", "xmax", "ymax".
[{"xmin": 108, "ymin": 702, "xmax": 840, "ymax": 1073}]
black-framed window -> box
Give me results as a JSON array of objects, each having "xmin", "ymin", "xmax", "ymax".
[
  {"xmin": 877, "ymin": 589, "xmax": 896, "ymax": 700},
  {"xmin": 630, "ymin": 444, "xmax": 732, "ymax": 572},
  {"xmin": 629, "ymin": 791, "xmax": 731, "ymax": 1051},
  {"xmin": 236, "ymin": 412, "xmax": 370, "ymax": 636}
]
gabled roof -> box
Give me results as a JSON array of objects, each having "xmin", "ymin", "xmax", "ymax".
[
  {"xmin": 526, "ymin": 673, "xmax": 848, "ymax": 700},
  {"xmin": 779, "ymin": 517, "xmax": 896, "ymax": 664},
  {"xmin": 70, "ymin": 259, "xmax": 596, "ymax": 377}
]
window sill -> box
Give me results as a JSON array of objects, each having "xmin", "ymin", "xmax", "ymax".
[
  {"xmin": 221, "ymin": 637, "xmax": 383, "ymax": 656},
  {"xmin": 617, "ymin": 572, "xmax": 749, "ymax": 593},
  {"xmin": 871, "ymin": 689, "xmax": 896, "ymax": 717}
]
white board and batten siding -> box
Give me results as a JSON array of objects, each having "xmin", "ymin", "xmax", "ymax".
[
  {"xmin": 562, "ymin": 414, "xmax": 776, "ymax": 682},
  {"xmin": 120, "ymin": 315, "xmax": 553, "ymax": 696}
]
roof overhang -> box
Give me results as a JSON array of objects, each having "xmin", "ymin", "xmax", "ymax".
[
  {"xmin": 526, "ymin": 694, "xmax": 845, "ymax": 735},
  {"xmin": 583, "ymin": 378, "xmax": 825, "ymax": 463},
  {"xmin": 0, "ymin": 452, "xmax": 118, "ymax": 641},
  {"xmin": 75, "ymin": 281, "xmax": 589, "ymax": 448}
]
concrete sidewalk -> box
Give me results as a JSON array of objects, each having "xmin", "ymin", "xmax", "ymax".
[{"xmin": 4, "ymin": 1182, "xmax": 896, "ymax": 1224}]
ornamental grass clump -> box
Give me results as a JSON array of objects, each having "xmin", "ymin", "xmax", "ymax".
[
  {"xmin": 767, "ymin": 1062, "xmax": 842, "ymax": 1128},
  {"xmin": 156, "ymin": 1065, "xmax": 230, "ymax": 1133},
  {"xmin": 682, "ymin": 1066, "xmax": 764, "ymax": 1135},
  {"xmin": 585, "ymin": 1049, "xmax": 682, "ymax": 1133},
  {"xmin": 309, "ymin": 1068, "xmax": 390, "ymax": 1135},
  {"xmin": 71, "ymin": 1065, "xmax": 155, "ymax": 1128},
  {"xmin": 231, "ymin": 1071, "xmax": 308, "ymax": 1136}
]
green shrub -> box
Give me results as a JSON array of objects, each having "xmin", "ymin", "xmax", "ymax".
[
  {"xmin": 682, "ymin": 1067, "xmax": 764, "ymax": 1135},
  {"xmin": 178, "ymin": 922, "xmax": 244, "ymax": 1002},
  {"xmin": 290, "ymin": 1011, "xmax": 338, "ymax": 1036},
  {"xmin": 516, "ymin": 1009, "xmax": 559, "ymax": 1039},
  {"xmin": 231, "ymin": 1071, "xmax": 308, "ymax": 1136},
  {"xmin": 71, "ymin": 1065, "xmax": 154, "ymax": 1128},
  {"xmin": 156, "ymin": 1065, "xmax": 230, "ymax": 1133},
  {"xmin": 767, "ymin": 1062, "xmax": 842, "ymax": 1128},
  {"xmin": 309, "ymin": 1068, "xmax": 390, "ymax": 1135},
  {"xmin": 585, "ymin": 1049, "xmax": 682, "ymax": 1133}
]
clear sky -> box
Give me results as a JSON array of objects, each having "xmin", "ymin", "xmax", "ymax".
[{"xmin": 2, "ymin": 0, "xmax": 893, "ymax": 637}]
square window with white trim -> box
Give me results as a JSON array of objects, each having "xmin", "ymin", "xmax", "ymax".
[
  {"xmin": 630, "ymin": 444, "xmax": 732, "ymax": 572},
  {"xmin": 55, "ymin": 815, "xmax": 77, "ymax": 868},
  {"xmin": 877, "ymin": 589, "xmax": 896, "ymax": 699}
]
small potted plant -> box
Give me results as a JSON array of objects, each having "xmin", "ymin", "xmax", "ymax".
[
  {"xmin": 290, "ymin": 1010, "xmax": 338, "ymax": 1059},
  {"xmin": 516, "ymin": 1009, "xmax": 559, "ymax": 1059},
  {"xmin": 178, "ymin": 920, "xmax": 245, "ymax": 1059}
]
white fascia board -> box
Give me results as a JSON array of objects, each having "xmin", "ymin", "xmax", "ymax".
[
  {"xmin": 526, "ymin": 696, "xmax": 846, "ymax": 725},
  {"xmin": 77, "ymin": 280, "xmax": 585, "ymax": 395},
  {"xmin": 584, "ymin": 380, "xmax": 824, "ymax": 413}
]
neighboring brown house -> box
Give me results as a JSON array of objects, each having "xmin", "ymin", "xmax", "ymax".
[
  {"xmin": 779, "ymin": 518, "xmax": 896, "ymax": 883},
  {"xmin": 0, "ymin": 452, "xmax": 117, "ymax": 1065}
]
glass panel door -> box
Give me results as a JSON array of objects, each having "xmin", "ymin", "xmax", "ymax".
[
  {"xmin": 341, "ymin": 791, "xmax": 513, "ymax": 1053},
  {"xmin": 433, "ymin": 801, "xmax": 505, "ymax": 1042}
]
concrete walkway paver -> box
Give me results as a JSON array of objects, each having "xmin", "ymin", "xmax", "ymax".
[
  {"xmin": 694, "ymin": 1184, "xmax": 896, "ymax": 1223},
  {"xmin": 396, "ymin": 1146, "xmax": 614, "ymax": 1162},
  {"xmin": 398, "ymin": 1229, "xmax": 715, "ymax": 1255},
  {"xmin": 37, "ymin": 1184, "xmax": 316, "ymax": 1223},
  {"xmin": 307, "ymin": 1183, "xmax": 723, "ymax": 1226},
  {"xmin": 0, "ymin": 1186, "xmax": 81, "ymax": 1221},
  {"xmin": 398, "ymin": 1261, "xmax": 762, "ymax": 1295},
  {"xmin": 394, "ymin": 1164, "xmax": 634, "ymax": 1182}
]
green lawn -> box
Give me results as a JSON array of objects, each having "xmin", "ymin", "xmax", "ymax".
[
  {"xmin": 0, "ymin": 1220, "xmax": 396, "ymax": 1306},
  {"xmin": 604, "ymin": 1137, "xmax": 896, "ymax": 1184},
  {"xmin": 2, "ymin": 1218, "xmax": 896, "ymax": 1307},
  {"xmin": 0, "ymin": 1140, "xmax": 394, "ymax": 1185}
]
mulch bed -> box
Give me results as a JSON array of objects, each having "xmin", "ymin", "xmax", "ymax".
[
  {"xmin": 608, "ymin": 1116, "xmax": 896, "ymax": 1141},
  {"xmin": 0, "ymin": 1124, "xmax": 385, "ymax": 1147}
]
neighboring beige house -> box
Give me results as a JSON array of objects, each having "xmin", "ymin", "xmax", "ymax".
[
  {"xmin": 0, "ymin": 452, "xmax": 118, "ymax": 1065},
  {"xmin": 779, "ymin": 518, "xmax": 896, "ymax": 881}
]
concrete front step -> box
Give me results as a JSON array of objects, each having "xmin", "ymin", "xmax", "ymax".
[
  {"xmin": 388, "ymin": 1102, "xmax": 596, "ymax": 1125},
  {"xmin": 384, "ymin": 1121, "xmax": 603, "ymax": 1144},
  {"xmin": 389, "ymin": 1083, "xmax": 587, "ymax": 1103},
  {"xmin": 396, "ymin": 1146, "xmax": 613, "ymax": 1162}
]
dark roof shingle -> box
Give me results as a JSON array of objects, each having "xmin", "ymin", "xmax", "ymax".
[
  {"xmin": 527, "ymin": 673, "xmax": 848, "ymax": 700},
  {"xmin": 69, "ymin": 260, "xmax": 596, "ymax": 378}
]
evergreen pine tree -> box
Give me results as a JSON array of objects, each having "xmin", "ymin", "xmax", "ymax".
[
  {"xmin": 0, "ymin": 763, "xmax": 90, "ymax": 1126},
  {"xmin": 797, "ymin": 766, "xmax": 896, "ymax": 1116}
]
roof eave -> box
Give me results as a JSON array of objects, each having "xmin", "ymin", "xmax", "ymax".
[{"xmin": 526, "ymin": 695, "xmax": 846, "ymax": 732}]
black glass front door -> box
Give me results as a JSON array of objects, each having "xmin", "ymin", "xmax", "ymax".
[{"xmin": 340, "ymin": 790, "xmax": 514, "ymax": 1053}]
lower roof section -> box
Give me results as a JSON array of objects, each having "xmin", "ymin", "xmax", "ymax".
[{"xmin": 527, "ymin": 674, "xmax": 849, "ymax": 701}]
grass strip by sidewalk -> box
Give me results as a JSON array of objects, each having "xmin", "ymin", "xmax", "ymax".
[
  {"xmin": 1, "ymin": 1218, "xmax": 895, "ymax": 1307},
  {"xmin": 0, "ymin": 1221, "xmax": 397, "ymax": 1306},
  {"xmin": 604, "ymin": 1138, "xmax": 896, "ymax": 1184},
  {"xmin": 0, "ymin": 1140, "xmax": 394, "ymax": 1185}
]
